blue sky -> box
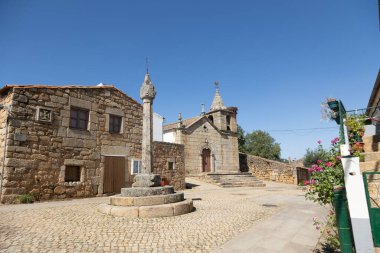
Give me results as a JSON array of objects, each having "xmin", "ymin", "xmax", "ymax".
[{"xmin": 0, "ymin": 1, "xmax": 379, "ymax": 159}]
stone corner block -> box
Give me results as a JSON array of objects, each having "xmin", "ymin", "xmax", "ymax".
[{"xmin": 132, "ymin": 173, "xmax": 161, "ymax": 187}]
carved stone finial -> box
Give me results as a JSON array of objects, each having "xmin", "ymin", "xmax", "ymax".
[
  {"xmin": 140, "ymin": 74, "xmax": 156, "ymax": 100},
  {"xmin": 214, "ymin": 81, "xmax": 219, "ymax": 90}
]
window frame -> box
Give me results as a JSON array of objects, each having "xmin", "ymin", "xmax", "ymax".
[
  {"xmin": 109, "ymin": 114, "xmax": 122, "ymax": 134},
  {"xmin": 168, "ymin": 161, "xmax": 175, "ymax": 170},
  {"xmin": 69, "ymin": 107, "xmax": 89, "ymax": 130},
  {"xmin": 131, "ymin": 159, "xmax": 142, "ymax": 175}
]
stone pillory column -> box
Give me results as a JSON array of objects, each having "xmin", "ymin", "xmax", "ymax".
[
  {"xmin": 140, "ymin": 73, "xmax": 155, "ymax": 173},
  {"xmin": 97, "ymin": 73, "xmax": 194, "ymax": 218},
  {"xmin": 132, "ymin": 73, "xmax": 161, "ymax": 187}
]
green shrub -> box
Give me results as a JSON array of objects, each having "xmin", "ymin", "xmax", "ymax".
[{"xmin": 17, "ymin": 193, "xmax": 34, "ymax": 204}]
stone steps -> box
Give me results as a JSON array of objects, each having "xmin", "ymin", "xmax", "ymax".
[{"xmin": 206, "ymin": 173, "xmax": 266, "ymax": 188}]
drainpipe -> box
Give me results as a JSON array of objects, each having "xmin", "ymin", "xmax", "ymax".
[{"xmin": 0, "ymin": 104, "xmax": 11, "ymax": 201}]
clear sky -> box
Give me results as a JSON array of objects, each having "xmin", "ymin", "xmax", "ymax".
[{"xmin": 0, "ymin": 1, "xmax": 379, "ymax": 159}]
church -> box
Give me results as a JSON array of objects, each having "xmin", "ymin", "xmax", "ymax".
[{"xmin": 163, "ymin": 83, "xmax": 240, "ymax": 175}]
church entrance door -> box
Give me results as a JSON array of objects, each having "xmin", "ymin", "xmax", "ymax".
[{"xmin": 202, "ymin": 149, "xmax": 211, "ymax": 173}]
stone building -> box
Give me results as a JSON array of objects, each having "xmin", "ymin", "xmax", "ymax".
[
  {"xmin": 0, "ymin": 74, "xmax": 185, "ymax": 203},
  {"xmin": 163, "ymin": 83, "xmax": 239, "ymax": 175}
]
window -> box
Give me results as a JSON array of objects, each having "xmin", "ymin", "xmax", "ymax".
[
  {"xmin": 65, "ymin": 166, "xmax": 81, "ymax": 182},
  {"xmin": 70, "ymin": 107, "xmax": 89, "ymax": 130},
  {"xmin": 109, "ymin": 115, "xmax": 122, "ymax": 133},
  {"xmin": 131, "ymin": 160, "xmax": 142, "ymax": 174},
  {"xmin": 208, "ymin": 115, "xmax": 214, "ymax": 123},
  {"xmin": 226, "ymin": 115, "xmax": 231, "ymax": 131},
  {"xmin": 168, "ymin": 161, "xmax": 174, "ymax": 170}
]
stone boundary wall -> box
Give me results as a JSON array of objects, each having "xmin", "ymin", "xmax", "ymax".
[
  {"xmin": 152, "ymin": 141, "xmax": 185, "ymax": 190},
  {"xmin": 239, "ymin": 153, "xmax": 297, "ymax": 184}
]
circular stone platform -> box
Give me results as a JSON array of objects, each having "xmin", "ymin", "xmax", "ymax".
[
  {"xmin": 98, "ymin": 186, "xmax": 193, "ymax": 218},
  {"xmin": 98, "ymin": 199, "xmax": 193, "ymax": 218}
]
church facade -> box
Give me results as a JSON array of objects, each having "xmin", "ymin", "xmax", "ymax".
[{"xmin": 163, "ymin": 84, "xmax": 240, "ymax": 175}]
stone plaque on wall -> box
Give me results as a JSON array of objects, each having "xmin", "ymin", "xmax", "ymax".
[{"xmin": 36, "ymin": 106, "xmax": 53, "ymax": 123}]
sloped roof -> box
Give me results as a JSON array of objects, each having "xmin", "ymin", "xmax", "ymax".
[
  {"xmin": 163, "ymin": 116, "xmax": 201, "ymax": 132},
  {"xmin": 0, "ymin": 84, "xmax": 142, "ymax": 107}
]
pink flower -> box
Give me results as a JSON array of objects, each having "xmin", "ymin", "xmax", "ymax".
[
  {"xmin": 304, "ymin": 180, "xmax": 310, "ymax": 185},
  {"xmin": 317, "ymin": 160, "xmax": 322, "ymax": 164},
  {"xmin": 325, "ymin": 162, "xmax": 333, "ymax": 167},
  {"xmin": 336, "ymin": 156, "xmax": 341, "ymax": 160},
  {"xmin": 331, "ymin": 137, "xmax": 340, "ymax": 145},
  {"xmin": 317, "ymin": 140, "xmax": 322, "ymax": 145}
]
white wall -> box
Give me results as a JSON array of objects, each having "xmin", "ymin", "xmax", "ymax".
[
  {"xmin": 163, "ymin": 131, "xmax": 176, "ymax": 143},
  {"xmin": 153, "ymin": 112, "xmax": 163, "ymax": 141}
]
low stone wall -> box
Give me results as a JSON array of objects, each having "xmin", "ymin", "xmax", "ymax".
[
  {"xmin": 152, "ymin": 141, "xmax": 185, "ymax": 190},
  {"xmin": 239, "ymin": 153, "xmax": 296, "ymax": 184}
]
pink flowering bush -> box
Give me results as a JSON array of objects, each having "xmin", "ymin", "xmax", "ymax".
[
  {"xmin": 305, "ymin": 138, "xmax": 344, "ymax": 206},
  {"xmin": 305, "ymin": 138, "xmax": 344, "ymax": 251}
]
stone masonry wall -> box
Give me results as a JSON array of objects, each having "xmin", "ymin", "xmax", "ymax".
[
  {"xmin": 0, "ymin": 90, "xmax": 14, "ymax": 191},
  {"xmin": 240, "ymin": 153, "xmax": 296, "ymax": 184},
  {"xmin": 152, "ymin": 141, "xmax": 185, "ymax": 190},
  {"xmin": 0, "ymin": 86, "xmax": 143, "ymax": 203}
]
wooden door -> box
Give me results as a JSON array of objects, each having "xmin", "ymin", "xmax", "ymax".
[
  {"xmin": 202, "ymin": 149, "xmax": 211, "ymax": 173},
  {"xmin": 104, "ymin": 156, "xmax": 126, "ymax": 194}
]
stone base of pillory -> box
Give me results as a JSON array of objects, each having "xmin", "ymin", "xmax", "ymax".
[
  {"xmin": 98, "ymin": 181, "xmax": 193, "ymax": 218},
  {"xmin": 97, "ymin": 199, "xmax": 193, "ymax": 218}
]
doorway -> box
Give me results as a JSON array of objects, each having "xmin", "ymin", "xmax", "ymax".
[
  {"xmin": 202, "ymin": 149, "xmax": 211, "ymax": 173},
  {"xmin": 103, "ymin": 156, "xmax": 126, "ymax": 194}
]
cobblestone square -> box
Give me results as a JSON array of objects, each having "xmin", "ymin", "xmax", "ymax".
[{"xmin": 0, "ymin": 179, "xmax": 310, "ymax": 253}]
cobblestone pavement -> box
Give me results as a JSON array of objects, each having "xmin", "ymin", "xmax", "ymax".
[{"xmin": 0, "ymin": 179, "xmax": 309, "ymax": 253}]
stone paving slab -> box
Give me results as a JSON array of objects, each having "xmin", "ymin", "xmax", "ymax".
[
  {"xmin": 212, "ymin": 182, "xmax": 328, "ymax": 253},
  {"xmin": 0, "ymin": 178, "xmax": 323, "ymax": 253}
]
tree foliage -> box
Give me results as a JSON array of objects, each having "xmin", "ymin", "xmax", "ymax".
[
  {"xmin": 237, "ymin": 125, "xmax": 246, "ymax": 152},
  {"xmin": 239, "ymin": 127, "xmax": 281, "ymax": 160},
  {"xmin": 303, "ymin": 147, "xmax": 328, "ymax": 167}
]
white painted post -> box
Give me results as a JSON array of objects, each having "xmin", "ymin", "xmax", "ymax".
[{"xmin": 341, "ymin": 156, "xmax": 374, "ymax": 253}]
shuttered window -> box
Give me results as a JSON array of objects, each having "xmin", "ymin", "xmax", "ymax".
[
  {"xmin": 109, "ymin": 115, "xmax": 122, "ymax": 133},
  {"xmin": 70, "ymin": 107, "xmax": 89, "ymax": 130}
]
